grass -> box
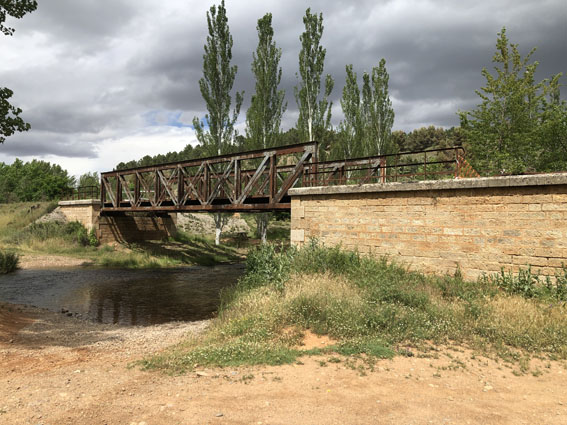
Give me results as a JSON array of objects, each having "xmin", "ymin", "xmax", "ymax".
[
  {"xmin": 140, "ymin": 241, "xmax": 567, "ymax": 374},
  {"xmin": 0, "ymin": 250, "xmax": 19, "ymax": 273},
  {"xmin": 0, "ymin": 202, "xmax": 244, "ymax": 269}
]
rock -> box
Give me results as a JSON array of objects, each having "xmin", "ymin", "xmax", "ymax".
[
  {"xmin": 215, "ymin": 413, "xmax": 224, "ymax": 417},
  {"xmin": 177, "ymin": 213, "xmax": 250, "ymax": 236},
  {"xmin": 196, "ymin": 371, "xmax": 209, "ymax": 377},
  {"xmin": 35, "ymin": 207, "xmax": 68, "ymax": 225},
  {"xmin": 483, "ymin": 385, "xmax": 493, "ymax": 392}
]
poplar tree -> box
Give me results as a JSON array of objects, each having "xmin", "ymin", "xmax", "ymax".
[
  {"xmin": 362, "ymin": 59, "xmax": 394, "ymax": 156},
  {"xmin": 334, "ymin": 64, "xmax": 364, "ymax": 160},
  {"xmin": 1, "ymin": 0, "xmax": 37, "ymax": 144},
  {"xmin": 192, "ymin": 1, "xmax": 243, "ymax": 245},
  {"xmin": 294, "ymin": 8, "xmax": 334, "ymax": 146},
  {"xmin": 192, "ymin": 0, "xmax": 243, "ymax": 157},
  {"xmin": 245, "ymin": 13, "xmax": 286, "ymax": 243}
]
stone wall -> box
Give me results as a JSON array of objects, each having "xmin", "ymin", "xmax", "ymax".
[
  {"xmin": 58, "ymin": 200, "xmax": 100, "ymax": 231},
  {"xmin": 98, "ymin": 213, "xmax": 177, "ymax": 244},
  {"xmin": 289, "ymin": 174, "xmax": 567, "ymax": 280}
]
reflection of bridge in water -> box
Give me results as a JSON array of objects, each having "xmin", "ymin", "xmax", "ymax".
[{"xmin": 99, "ymin": 142, "xmax": 476, "ymax": 214}]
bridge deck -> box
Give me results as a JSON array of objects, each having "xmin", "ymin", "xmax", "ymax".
[{"xmin": 99, "ymin": 144, "xmax": 472, "ymax": 214}]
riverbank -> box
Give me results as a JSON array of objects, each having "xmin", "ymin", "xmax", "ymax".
[{"xmin": 1, "ymin": 301, "xmax": 565, "ymax": 425}]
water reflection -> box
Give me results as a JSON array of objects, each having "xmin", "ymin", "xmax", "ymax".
[{"xmin": 0, "ymin": 265, "xmax": 244, "ymax": 326}]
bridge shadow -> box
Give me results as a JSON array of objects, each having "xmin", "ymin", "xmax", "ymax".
[{"xmin": 136, "ymin": 237, "xmax": 245, "ymax": 266}]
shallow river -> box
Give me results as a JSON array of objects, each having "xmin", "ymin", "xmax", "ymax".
[{"xmin": 0, "ymin": 264, "xmax": 245, "ymax": 326}]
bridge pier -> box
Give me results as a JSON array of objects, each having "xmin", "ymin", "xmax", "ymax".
[{"xmin": 58, "ymin": 200, "xmax": 177, "ymax": 244}]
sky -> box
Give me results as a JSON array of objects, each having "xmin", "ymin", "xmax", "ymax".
[{"xmin": 0, "ymin": 0, "xmax": 566, "ymax": 178}]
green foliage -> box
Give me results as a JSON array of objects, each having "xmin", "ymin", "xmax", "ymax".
[
  {"xmin": 192, "ymin": 0, "xmax": 243, "ymax": 157},
  {"xmin": 483, "ymin": 266, "xmax": 567, "ymax": 301},
  {"xmin": 0, "ymin": 159, "xmax": 75, "ymax": 202},
  {"xmin": 459, "ymin": 27, "xmax": 566, "ymax": 175},
  {"xmin": 361, "ymin": 59, "xmax": 395, "ymax": 156},
  {"xmin": 9, "ymin": 221, "xmax": 93, "ymax": 247},
  {"xmin": 295, "ymin": 8, "xmax": 334, "ymax": 148},
  {"xmin": 78, "ymin": 172, "xmax": 100, "ymax": 190},
  {"xmin": 0, "ymin": 87, "xmax": 30, "ymax": 143},
  {"xmin": 333, "ymin": 60, "xmax": 395, "ymax": 160},
  {"xmin": 0, "ymin": 250, "xmax": 19, "ymax": 273},
  {"xmin": 0, "ymin": 0, "xmax": 37, "ymax": 36},
  {"xmin": 334, "ymin": 65, "xmax": 364, "ymax": 159},
  {"xmin": 245, "ymin": 13, "xmax": 286, "ymax": 150},
  {"xmin": 144, "ymin": 242, "xmax": 567, "ymax": 373},
  {"xmin": 1, "ymin": 1, "xmax": 37, "ymax": 144}
]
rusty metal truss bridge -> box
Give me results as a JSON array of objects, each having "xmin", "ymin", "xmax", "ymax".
[{"xmin": 99, "ymin": 143, "xmax": 477, "ymax": 213}]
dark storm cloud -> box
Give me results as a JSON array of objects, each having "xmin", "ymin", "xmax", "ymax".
[
  {"xmin": 0, "ymin": 0, "xmax": 565, "ymax": 163},
  {"xmin": 1, "ymin": 131, "xmax": 97, "ymax": 158}
]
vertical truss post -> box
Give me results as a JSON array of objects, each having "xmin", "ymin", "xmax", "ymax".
[
  {"xmin": 154, "ymin": 171, "xmax": 160, "ymax": 206},
  {"xmin": 177, "ymin": 165, "xmax": 184, "ymax": 206},
  {"xmin": 100, "ymin": 177, "xmax": 106, "ymax": 205},
  {"xmin": 311, "ymin": 142, "xmax": 318, "ymax": 186},
  {"xmin": 234, "ymin": 159, "xmax": 240, "ymax": 201},
  {"xmin": 134, "ymin": 174, "xmax": 140, "ymax": 206},
  {"xmin": 203, "ymin": 162, "xmax": 209, "ymax": 204},
  {"xmin": 116, "ymin": 176, "xmax": 122, "ymax": 206},
  {"xmin": 269, "ymin": 154, "xmax": 277, "ymax": 202},
  {"xmin": 380, "ymin": 157, "xmax": 387, "ymax": 183}
]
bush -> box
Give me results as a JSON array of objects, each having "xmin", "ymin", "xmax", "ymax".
[
  {"xmin": 9, "ymin": 221, "xmax": 94, "ymax": 247},
  {"xmin": 0, "ymin": 251, "xmax": 19, "ymax": 273}
]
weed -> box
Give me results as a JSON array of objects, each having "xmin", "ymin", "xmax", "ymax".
[
  {"xmin": 0, "ymin": 250, "xmax": 19, "ymax": 273},
  {"xmin": 141, "ymin": 242, "xmax": 567, "ymax": 373}
]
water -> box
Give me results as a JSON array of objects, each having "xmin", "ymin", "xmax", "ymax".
[{"xmin": 0, "ymin": 265, "xmax": 245, "ymax": 326}]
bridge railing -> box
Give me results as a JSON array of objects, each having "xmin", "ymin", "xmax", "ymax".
[
  {"xmin": 100, "ymin": 142, "xmax": 317, "ymax": 212},
  {"xmin": 302, "ymin": 146, "xmax": 477, "ymax": 186},
  {"xmin": 63, "ymin": 185, "xmax": 100, "ymax": 201}
]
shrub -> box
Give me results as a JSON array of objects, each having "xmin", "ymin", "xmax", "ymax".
[{"xmin": 0, "ymin": 251, "xmax": 19, "ymax": 273}]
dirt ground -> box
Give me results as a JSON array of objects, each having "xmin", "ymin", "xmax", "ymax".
[
  {"xmin": 1, "ymin": 302, "xmax": 566, "ymax": 425},
  {"xmin": 16, "ymin": 254, "xmax": 94, "ymax": 269}
]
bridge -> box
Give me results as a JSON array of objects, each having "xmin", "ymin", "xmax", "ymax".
[{"xmin": 98, "ymin": 142, "xmax": 475, "ymax": 213}]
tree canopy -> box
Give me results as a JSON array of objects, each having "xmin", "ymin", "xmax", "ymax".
[{"xmin": 459, "ymin": 27, "xmax": 566, "ymax": 175}]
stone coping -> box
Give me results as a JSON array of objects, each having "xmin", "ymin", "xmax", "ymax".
[
  {"xmin": 58, "ymin": 199, "xmax": 101, "ymax": 206},
  {"xmin": 288, "ymin": 173, "xmax": 567, "ymax": 196}
]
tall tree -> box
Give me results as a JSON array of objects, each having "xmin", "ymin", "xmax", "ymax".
[
  {"xmin": 361, "ymin": 59, "xmax": 395, "ymax": 156},
  {"xmin": 333, "ymin": 65, "xmax": 364, "ymax": 160},
  {"xmin": 245, "ymin": 13, "xmax": 287, "ymax": 243},
  {"xmin": 459, "ymin": 27, "xmax": 564, "ymax": 175},
  {"xmin": 192, "ymin": 0, "xmax": 243, "ymax": 157},
  {"xmin": 294, "ymin": 8, "xmax": 334, "ymax": 150},
  {"xmin": 1, "ymin": 0, "xmax": 37, "ymax": 144},
  {"xmin": 192, "ymin": 1, "xmax": 243, "ymax": 244},
  {"xmin": 246, "ymin": 13, "xmax": 286, "ymax": 150}
]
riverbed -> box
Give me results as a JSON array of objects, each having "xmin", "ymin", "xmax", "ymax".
[{"xmin": 0, "ymin": 264, "xmax": 245, "ymax": 326}]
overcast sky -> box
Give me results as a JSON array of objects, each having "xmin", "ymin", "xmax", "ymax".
[{"xmin": 0, "ymin": 0, "xmax": 565, "ymax": 177}]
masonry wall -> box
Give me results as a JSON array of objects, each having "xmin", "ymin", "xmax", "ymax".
[
  {"xmin": 98, "ymin": 213, "xmax": 177, "ymax": 244},
  {"xmin": 58, "ymin": 200, "xmax": 100, "ymax": 231},
  {"xmin": 289, "ymin": 174, "xmax": 567, "ymax": 280}
]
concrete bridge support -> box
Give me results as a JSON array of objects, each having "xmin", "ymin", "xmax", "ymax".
[{"xmin": 289, "ymin": 174, "xmax": 567, "ymax": 280}]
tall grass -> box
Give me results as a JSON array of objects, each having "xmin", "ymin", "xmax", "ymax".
[
  {"xmin": 142, "ymin": 241, "xmax": 567, "ymax": 373},
  {"xmin": 0, "ymin": 251, "xmax": 19, "ymax": 273}
]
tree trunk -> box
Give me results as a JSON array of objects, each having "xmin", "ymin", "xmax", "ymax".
[
  {"xmin": 215, "ymin": 226, "xmax": 221, "ymax": 246},
  {"xmin": 255, "ymin": 213, "xmax": 270, "ymax": 244}
]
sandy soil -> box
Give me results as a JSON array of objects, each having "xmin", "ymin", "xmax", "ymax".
[
  {"xmin": 0, "ymin": 302, "xmax": 566, "ymax": 425},
  {"xmin": 17, "ymin": 254, "xmax": 94, "ymax": 269}
]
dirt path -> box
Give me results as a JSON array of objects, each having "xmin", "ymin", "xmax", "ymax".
[
  {"xmin": 0, "ymin": 302, "xmax": 566, "ymax": 425},
  {"xmin": 16, "ymin": 254, "xmax": 94, "ymax": 269}
]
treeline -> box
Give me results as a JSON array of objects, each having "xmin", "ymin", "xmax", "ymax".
[{"xmin": 0, "ymin": 159, "xmax": 75, "ymax": 203}]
